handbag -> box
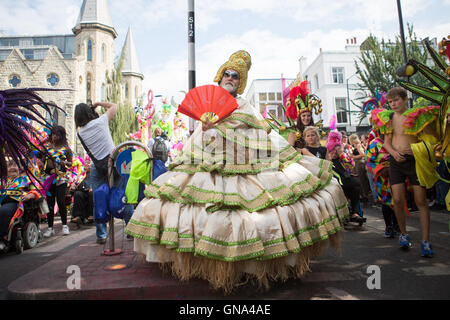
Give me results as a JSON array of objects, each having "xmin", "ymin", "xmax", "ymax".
[{"xmin": 77, "ymin": 132, "xmax": 109, "ymax": 179}]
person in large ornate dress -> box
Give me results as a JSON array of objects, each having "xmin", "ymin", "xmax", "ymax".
[{"xmin": 125, "ymin": 50, "xmax": 350, "ymax": 293}]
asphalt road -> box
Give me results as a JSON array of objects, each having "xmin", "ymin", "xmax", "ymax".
[
  {"xmin": 1, "ymin": 206, "xmax": 449, "ymax": 300},
  {"xmin": 0, "ymin": 219, "xmax": 100, "ymax": 300}
]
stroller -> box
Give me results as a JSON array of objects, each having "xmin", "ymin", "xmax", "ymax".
[{"xmin": 2, "ymin": 190, "xmax": 45, "ymax": 254}]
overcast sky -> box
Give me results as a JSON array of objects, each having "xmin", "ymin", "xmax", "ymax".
[{"xmin": 1, "ymin": 0, "xmax": 449, "ymax": 103}]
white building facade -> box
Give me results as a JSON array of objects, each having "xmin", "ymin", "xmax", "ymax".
[
  {"xmin": 303, "ymin": 42, "xmax": 369, "ymax": 133},
  {"xmin": 245, "ymin": 78, "xmax": 295, "ymax": 122}
]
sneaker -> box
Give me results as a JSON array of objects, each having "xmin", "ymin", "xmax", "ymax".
[
  {"xmin": 384, "ymin": 226, "xmax": 394, "ymax": 238},
  {"xmin": 0, "ymin": 242, "xmax": 5, "ymax": 251},
  {"xmin": 96, "ymin": 238, "xmax": 106, "ymax": 244},
  {"xmin": 43, "ymin": 228, "xmax": 55, "ymax": 238},
  {"xmin": 62, "ymin": 225, "xmax": 70, "ymax": 235},
  {"xmin": 421, "ymin": 241, "xmax": 434, "ymax": 258},
  {"xmin": 399, "ymin": 234, "xmax": 411, "ymax": 249},
  {"xmin": 350, "ymin": 214, "xmax": 364, "ymax": 223}
]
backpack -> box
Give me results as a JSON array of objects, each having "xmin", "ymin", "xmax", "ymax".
[{"xmin": 152, "ymin": 136, "xmax": 168, "ymax": 163}]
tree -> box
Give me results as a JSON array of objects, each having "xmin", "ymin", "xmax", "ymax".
[
  {"xmin": 105, "ymin": 56, "xmax": 139, "ymax": 145},
  {"xmin": 353, "ymin": 24, "xmax": 439, "ymax": 123}
]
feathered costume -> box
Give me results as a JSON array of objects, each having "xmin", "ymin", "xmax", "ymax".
[
  {"xmin": 0, "ymin": 88, "xmax": 64, "ymax": 187},
  {"xmin": 389, "ymin": 37, "xmax": 450, "ymax": 210},
  {"xmin": 125, "ymin": 51, "xmax": 349, "ymax": 293},
  {"xmin": 266, "ymin": 79, "xmax": 326, "ymax": 143}
]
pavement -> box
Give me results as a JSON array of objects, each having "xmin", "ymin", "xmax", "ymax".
[{"xmin": 6, "ymin": 205, "xmax": 450, "ymax": 300}]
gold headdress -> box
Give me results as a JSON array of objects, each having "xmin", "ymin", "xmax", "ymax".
[{"xmin": 214, "ymin": 50, "xmax": 251, "ymax": 95}]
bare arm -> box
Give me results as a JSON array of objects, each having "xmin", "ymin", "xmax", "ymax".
[
  {"xmin": 300, "ymin": 148, "xmax": 314, "ymax": 156},
  {"xmin": 93, "ymin": 102, "xmax": 118, "ymax": 121},
  {"xmin": 288, "ymin": 132, "xmax": 296, "ymax": 147}
]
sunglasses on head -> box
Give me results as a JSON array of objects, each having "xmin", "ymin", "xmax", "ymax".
[{"xmin": 223, "ymin": 70, "xmax": 240, "ymax": 80}]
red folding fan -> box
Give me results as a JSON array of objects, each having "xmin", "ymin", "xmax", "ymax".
[{"xmin": 178, "ymin": 85, "xmax": 238, "ymax": 123}]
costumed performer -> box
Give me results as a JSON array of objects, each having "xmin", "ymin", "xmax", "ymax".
[
  {"xmin": 125, "ymin": 50, "xmax": 349, "ymax": 293},
  {"xmin": 326, "ymin": 131, "xmax": 364, "ymax": 224},
  {"xmin": 286, "ymin": 80, "xmax": 324, "ymax": 152},
  {"xmin": 375, "ymin": 87, "xmax": 436, "ymax": 257},
  {"xmin": 365, "ymin": 108, "xmax": 400, "ymax": 238}
]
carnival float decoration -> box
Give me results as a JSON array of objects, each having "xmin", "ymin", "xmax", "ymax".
[
  {"xmin": 266, "ymin": 80, "xmax": 325, "ymax": 141},
  {"xmin": 129, "ymin": 89, "xmax": 156, "ymax": 145}
]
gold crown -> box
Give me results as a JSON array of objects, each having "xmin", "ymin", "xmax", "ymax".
[{"xmin": 214, "ymin": 50, "xmax": 251, "ymax": 95}]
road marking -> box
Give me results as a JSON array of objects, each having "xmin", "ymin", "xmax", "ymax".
[{"xmin": 326, "ymin": 287, "xmax": 359, "ymax": 300}]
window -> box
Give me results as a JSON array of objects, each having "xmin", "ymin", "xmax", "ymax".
[
  {"xmin": 86, "ymin": 73, "xmax": 92, "ymax": 103},
  {"xmin": 259, "ymin": 103, "xmax": 266, "ymax": 113},
  {"xmin": 34, "ymin": 49, "xmax": 47, "ymax": 60},
  {"xmin": 268, "ymin": 92, "xmax": 275, "ymax": 101},
  {"xmin": 9, "ymin": 75, "xmax": 21, "ymax": 87},
  {"xmin": 46, "ymin": 105, "xmax": 58, "ymax": 126},
  {"xmin": 332, "ymin": 67, "xmax": 344, "ymax": 84},
  {"xmin": 19, "ymin": 39, "xmax": 33, "ymax": 47},
  {"xmin": 135, "ymin": 86, "xmax": 138, "ymax": 100},
  {"xmin": 276, "ymin": 92, "xmax": 282, "ymax": 101},
  {"xmin": 101, "ymin": 44, "xmax": 105, "ymax": 63},
  {"xmin": 267, "ymin": 105, "xmax": 278, "ymax": 118},
  {"xmin": 0, "ymin": 50, "xmax": 10, "ymax": 61},
  {"xmin": 259, "ymin": 93, "xmax": 267, "ymax": 101},
  {"xmin": 21, "ymin": 49, "xmax": 33, "ymax": 59},
  {"xmin": 87, "ymin": 40, "xmax": 92, "ymax": 61},
  {"xmin": 314, "ymin": 74, "xmax": 319, "ymax": 90},
  {"xmin": 125, "ymin": 83, "xmax": 129, "ymax": 98},
  {"xmin": 335, "ymin": 98, "xmax": 348, "ymax": 123},
  {"xmin": 47, "ymin": 73, "xmax": 59, "ymax": 87}
]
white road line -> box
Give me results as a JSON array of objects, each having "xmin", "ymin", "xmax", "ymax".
[{"xmin": 326, "ymin": 287, "xmax": 359, "ymax": 300}]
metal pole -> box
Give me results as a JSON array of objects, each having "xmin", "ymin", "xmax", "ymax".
[
  {"xmin": 346, "ymin": 77, "xmax": 352, "ymax": 127},
  {"xmin": 396, "ymin": 0, "xmax": 413, "ymax": 107},
  {"xmin": 396, "ymin": 0, "xmax": 408, "ymax": 65},
  {"xmin": 188, "ymin": 0, "xmax": 196, "ymax": 135}
]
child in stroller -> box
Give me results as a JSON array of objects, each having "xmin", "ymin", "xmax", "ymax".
[{"xmin": 0, "ymin": 161, "xmax": 44, "ymax": 254}]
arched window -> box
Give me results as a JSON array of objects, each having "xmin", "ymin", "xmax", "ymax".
[
  {"xmin": 87, "ymin": 40, "xmax": 92, "ymax": 61},
  {"xmin": 86, "ymin": 73, "xmax": 92, "ymax": 104},
  {"xmin": 101, "ymin": 44, "xmax": 106, "ymax": 63}
]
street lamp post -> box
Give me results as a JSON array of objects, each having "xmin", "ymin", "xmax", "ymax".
[
  {"xmin": 187, "ymin": 0, "xmax": 196, "ymax": 135},
  {"xmin": 396, "ymin": 0, "xmax": 413, "ymax": 108},
  {"xmin": 346, "ymin": 72, "xmax": 359, "ymax": 128}
]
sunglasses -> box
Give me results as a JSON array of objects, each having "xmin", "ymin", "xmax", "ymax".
[{"xmin": 223, "ymin": 70, "xmax": 240, "ymax": 80}]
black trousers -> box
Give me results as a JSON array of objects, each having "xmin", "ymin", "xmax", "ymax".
[
  {"xmin": 341, "ymin": 177, "xmax": 361, "ymax": 215},
  {"xmin": 72, "ymin": 190, "xmax": 93, "ymax": 220},
  {"xmin": 47, "ymin": 183, "xmax": 67, "ymax": 227},
  {"xmin": 381, "ymin": 204, "xmax": 399, "ymax": 229}
]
